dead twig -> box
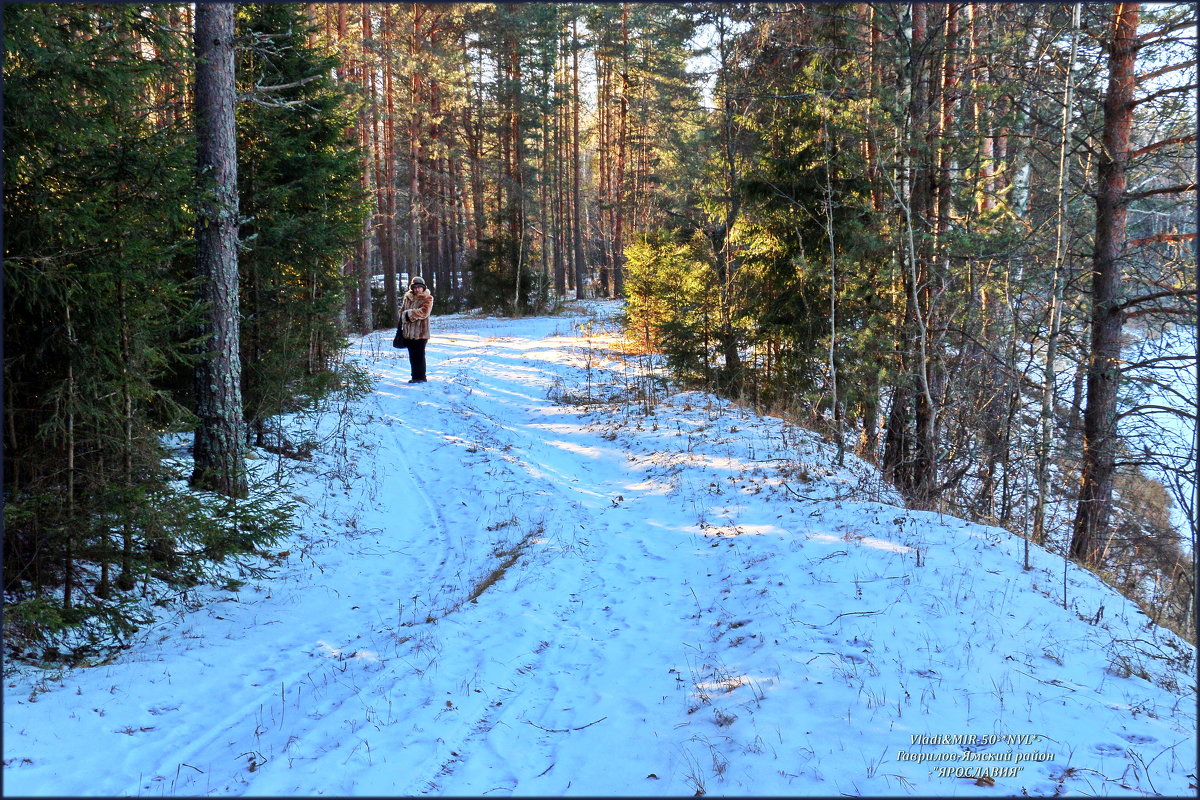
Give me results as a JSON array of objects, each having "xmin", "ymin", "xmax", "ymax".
[{"xmin": 524, "ymin": 716, "xmax": 607, "ymax": 733}]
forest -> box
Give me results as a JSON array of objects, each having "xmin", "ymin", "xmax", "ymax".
[{"xmin": 4, "ymin": 2, "xmax": 1197, "ymax": 655}]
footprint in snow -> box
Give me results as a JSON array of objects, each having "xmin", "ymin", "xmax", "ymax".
[{"xmin": 1117, "ymin": 732, "xmax": 1156, "ymax": 744}]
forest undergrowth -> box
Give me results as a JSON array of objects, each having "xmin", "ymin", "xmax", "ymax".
[
  {"xmin": 577, "ymin": 310, "xmax": 1197, "ymax": 647},
  {"xmin": 2, "ymin": 361, "xmax": 376, "ymax": 669}
]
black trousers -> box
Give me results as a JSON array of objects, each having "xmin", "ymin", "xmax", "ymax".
[{"xmin": 405, "ymin": 338, "xmax": 427, "ymax": 381}]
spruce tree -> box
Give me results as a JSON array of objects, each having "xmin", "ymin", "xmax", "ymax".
[
  {"xmin": 235, "ymin": 3, "xmax": 368, "ymax": 445},
  {"xmin": 5, "ymin": 5, "xmax": 205, "ymax": 644}
]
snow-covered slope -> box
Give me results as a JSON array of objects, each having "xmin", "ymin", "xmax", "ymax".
[{"xmin": 4, "ymin": 302, "xmax": 1195, "ymax": 797}]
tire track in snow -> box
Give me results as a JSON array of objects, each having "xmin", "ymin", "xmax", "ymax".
[
  {"xmin": 128, "ymin": 313, "xmax": 721, "ymax": 796},
  {"xmin": 124, "ymin": 389, "xmax": 450, "ymax": 793},
  {"xmin": 393, "ymin": 350, "xmax": 601, "ymax": 794},
  {"xmin": 358, "ymin": 334, "xmax": 643, "ymax": 793},
  {"xmin": 254, "ymin": 339, "xmax": 596, "ymax": 795},
  {"xmin": 396, "ymin": 335, "xmax": 709, "ymax": 795},
  {"xmin": 127, "ymin": 346, "xmax": 531, "ymax": 795}
]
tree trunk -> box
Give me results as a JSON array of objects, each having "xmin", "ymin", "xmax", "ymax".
[
  {"xmin": 571, "ymin": 17, "xmax": 586, "ymax": 300},
  {"xmin": 596, "ymin": 39, "xmax": 611, "ymax": 296},
  {"xmin": 714, "ymin": 8, "xmax": 743, "ymax": 394},
  {"xmin": 1071, "ymin": 2, "xmax": 1140, "ymax": 566},
  {"xmin": 409, "ymin": 11, "xmax": 424, "ymax": 286},
  {"xmin": 553, "ymin": 29, "xmax": 567, "ymax": 299},
  {"xmin": 612, "ymin": 4, "xmax": 630, "ymax": 298},
  {"xmin": 1032, "ymin": 2, "xmax": 1081, "ymax": 547},
  {"xmin": 356, "ymin": 3, "xmax": 374, "ymax": 330},
  {"xmin": 381, "ymin": 6, "xmax": 399, "ymax": 323},
  {"xmin": 335, "ymin": 3, "xmax": 356, "ymax": 329},
  {"xmin": 368, "ymin": 15, "xmax": 388, "ymax": 321},
  {"xmin": 191, "ymin": 2, "xmax": 247, "ymax": 499}
]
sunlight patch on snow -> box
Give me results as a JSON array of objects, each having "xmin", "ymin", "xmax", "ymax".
[
  {"xmin": 523, "ymin": 345, "xmax": 583, "ymax": 362},
  {"xmin": 685, "ymin": 453, "xmax": 750, "ymax": 471},
  {"xmin": 624, "ymin": 478, "xmax": 675, "ymax": 494},
  {"xmin": 469, "ymin": 379, "xmax": 548, "ymax": 405},
  {"xmin": 443, "ymin": 435, "xmax": 479, "ymax": 449},
  {"xmin": 543, "ymin": 438, "xmax": 608, "ymax": 459},
  {"xmin": 859, "ymin": 537, "xmax": 911, "ymax": 553},
  {"xmin": 526, "ymin": 422, "xmax": 591, "ymax": 435},
  {"xmin": 698, "ymin": 524, "xmax": 787, "ymax": 538},
  {"xmin": 316, "ymin": 640, "xmax": 379, "ymax": 663},
  {"xmin": 694, "ymin": 674, "xmax": 778, "ymax": 693},
  {"xmin": 643, "ymin": 518, "xmax": 696, "ymax": 537},
  {"xmin": 807, "ymin": 532, "xmax": 911, "ymax": 553}
]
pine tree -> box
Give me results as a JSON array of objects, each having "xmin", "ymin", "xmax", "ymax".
[{"xmin": 192, "ymin": 2, "xmax": 247, "ymax": 499}]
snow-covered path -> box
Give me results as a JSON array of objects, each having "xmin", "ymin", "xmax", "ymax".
[{"xmin": 4, "ymin": 302, "xmax": 1196, "ymax": 797}]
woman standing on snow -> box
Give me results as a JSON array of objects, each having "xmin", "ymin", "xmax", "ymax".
[{"xmin": 398, "ymin": 276, "xmax": 434, "ymax": 383}]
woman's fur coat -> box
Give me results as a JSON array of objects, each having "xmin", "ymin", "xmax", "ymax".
[{"xmin": 399, "ymin": 288, "xmax": 434, "ymax": 340}]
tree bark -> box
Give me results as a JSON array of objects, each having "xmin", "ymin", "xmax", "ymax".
[
  {"xmin": 1071, "ymin": 2, "xmax": 1140, "ymax": 566},
  {"xmin": 192, "ymin": 2, "xmax": 247, "ymax": 499},
  {"xmin": 571, "ymin": 17, "xmax": 586, "ymax": 300},
  {"xmin": 381, "ymin": 6, "xmax": 399, "ymax": 323},
  {"xmin": 409, "ymin": 9, "xmax": 424, "ymax": 287},
  {"xmin": 612, "ymin": 3, "xmax": 630, "ymax": 298}
]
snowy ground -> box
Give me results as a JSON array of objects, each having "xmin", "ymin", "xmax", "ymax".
[{"xmin": 4, "ymin": 301, "xmax": 1196, "ymax": 797}]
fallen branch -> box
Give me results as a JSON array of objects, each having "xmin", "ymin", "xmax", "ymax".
[
  {"xmin": 795, "ymin": 610, "xmax": 883, "ymax": 628},
  {"xmin": 1013, "ymin": 669, "xmax": 1078, "ymax": 691},
  {"xmin": 525, "ymin": 716, "xmax": 607, "ymax": 733}
]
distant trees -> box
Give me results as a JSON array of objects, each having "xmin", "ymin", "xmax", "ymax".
[{"xmin": 313, "ymin": 3, "xmax": 700, "ymax": 315}]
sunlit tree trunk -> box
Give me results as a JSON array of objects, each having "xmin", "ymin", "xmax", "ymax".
[
  {"xmin": 612, "ymin": 3, "xmax": 630, "ymax": 298},
  {"xmin": 381, "ymin": 6, "xmax": 399, "ymax": 323},
  {"xmin": 571, "ymin": 17, "xmax": 586, "ymax": 300},
  {"xmin": 1071, "ymin": 2, "xmax": 1140, "ymax": 566}
]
